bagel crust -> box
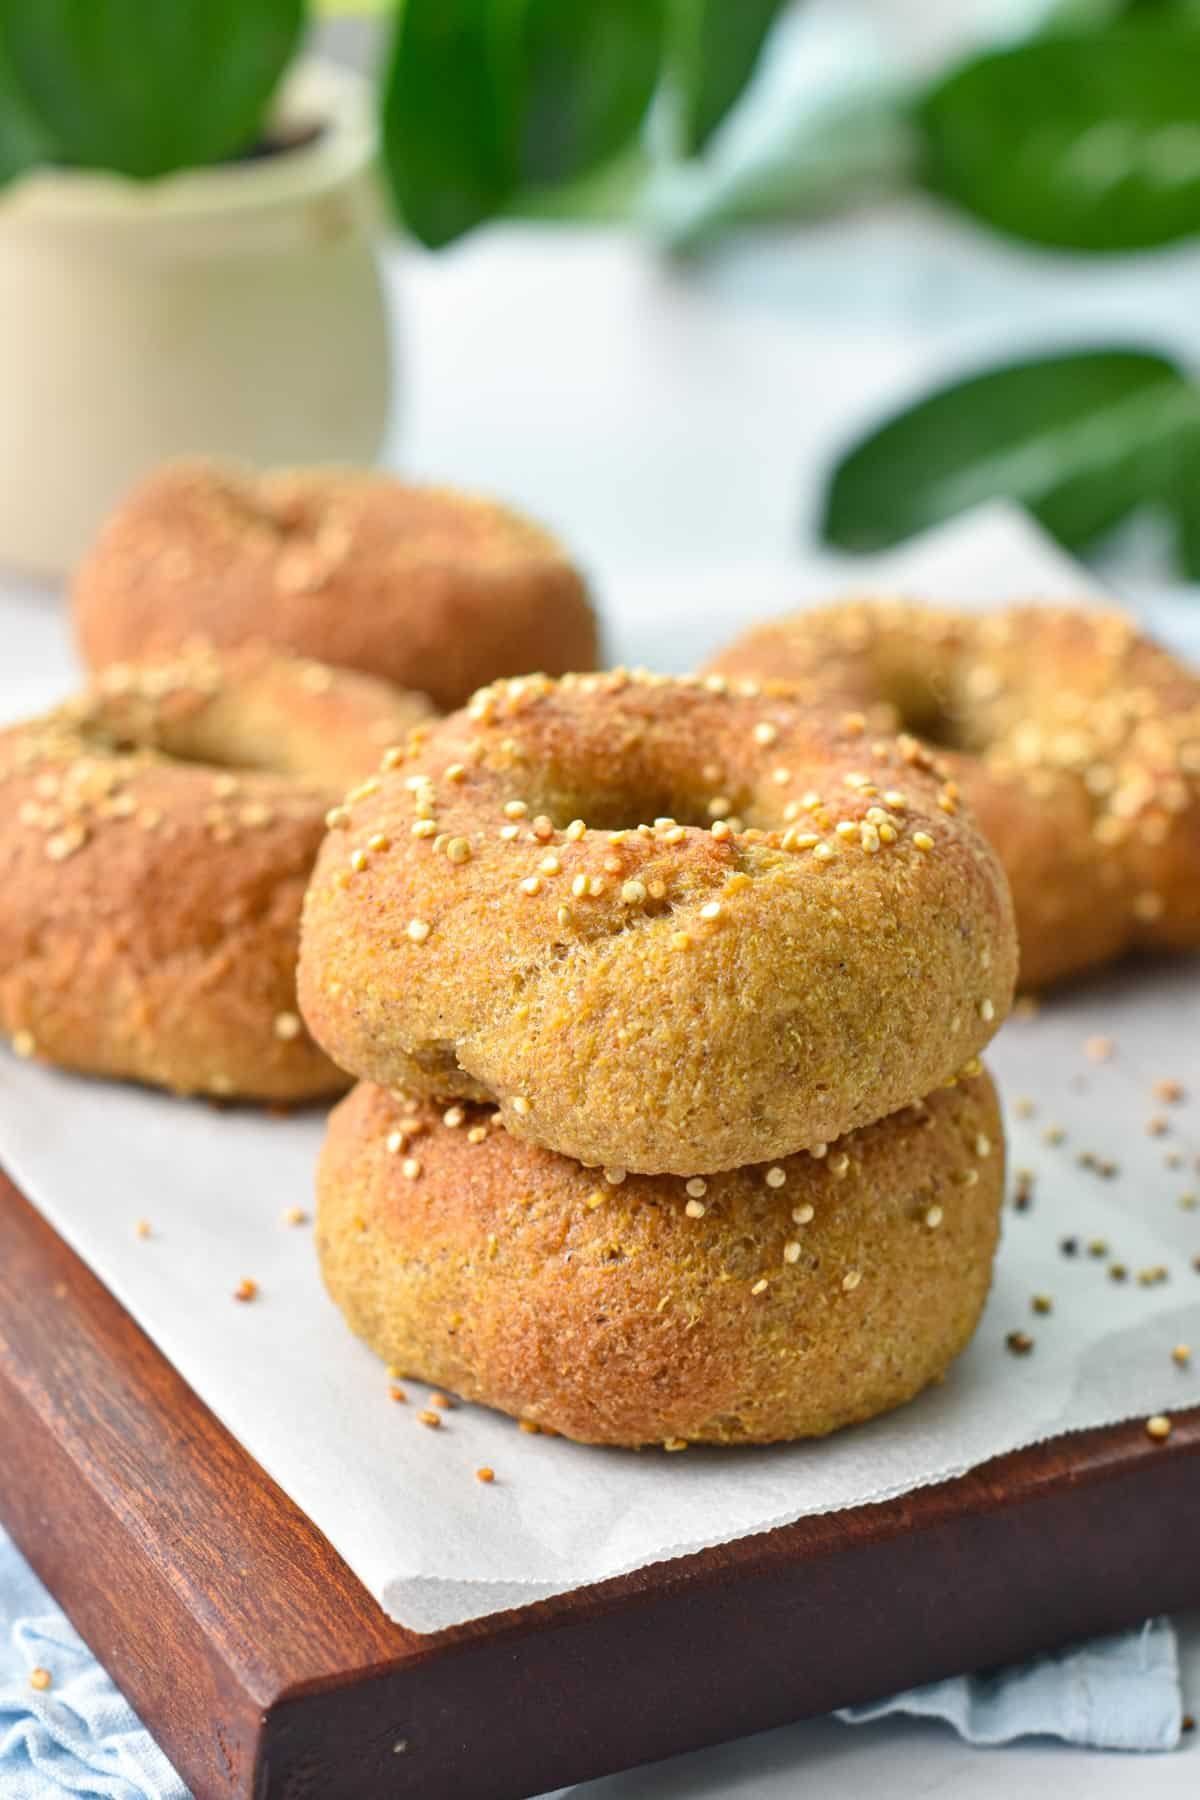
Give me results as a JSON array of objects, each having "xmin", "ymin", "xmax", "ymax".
[
  {"xmin": 73, "ymin": 460, "xmax": 599, "ymax": 711},
  {"xmin": 299, "ymin": 671, "xmax": 1017, "ymax": 1173},
  {"xmin": 0, "ymin": 647, "xmax": 433, "ymax": 1100},
  {"xmin": 708, "ymin": 602, "xmax": 1200, "ymax": 988},
  {"xmin": 317, "ymin": 1072, "xmax": 1004, "ymax": 1446}
]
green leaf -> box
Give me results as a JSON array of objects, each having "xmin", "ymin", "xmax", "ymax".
[
  {"xmin": 669, "ymin": 0, "xmax": 786, "ymax": 155},
  {"xmin": 917, "ymin": 24, "xmax": 1200, "ymax": 250},
  {"xmin": 0, "ymin": 33, "xmax": 53, "ymax": 185},
  {"xmin": 382, "ymin": 0, "xmax": 515, "ymax": 249},
  {"xmin": 1165, "ymin": 438, "xmax": 1200, "ymax": 577},
  {"xmin": 382, "ymin": 0, "xmax": 667, "ymax": 247},
  {"xmin": 516, "ymin": 0, "xmax": 666, "ymax": 189},
  {"xmin": 821, "ymin": 349, "xmax": 1200, "ymax": 557},
  {"xmin": 0, "ymin": 0, "xmax": 305, "ymax": 180}
]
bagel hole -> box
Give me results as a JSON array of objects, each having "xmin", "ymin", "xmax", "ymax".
[
  {"xmin": 527, "ymin": 779, "xmax": 749, "ymax": 835},
  {"xmin": 883, "ymin": 672, "xmax": 973, "ymax": 751}
]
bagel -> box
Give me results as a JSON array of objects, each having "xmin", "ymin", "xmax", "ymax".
[
  {"xmin": 0, "ymin": 645, "xmax": 433, "ymax": 1100},
  {"xmin": 708, "ymin": 602, "xmax": 1200, "ymax": 988},
  {"xmin": 298, "ymin": 671, "xmax": 1016, "ymax": 1174},
  {"xmin": 317, "ymin": 1071, "xmax": 1004, "ymax": 1446},
  {"xmin": 73, "ymin": 460, "xmax": 599, "ymax": 711}
]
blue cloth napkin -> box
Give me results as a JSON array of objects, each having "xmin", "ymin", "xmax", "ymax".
[
  {"xmin": 0, "ymin": 1533, "xmax": 186, "ymax": 1799},
  {"xmin": 0, "ymin": 1529, "xmax": 1182, "ymax": 1798},
  {"xmin": 837, "ymin": 1618, "xmax": 1182, "ymax": 1752}
]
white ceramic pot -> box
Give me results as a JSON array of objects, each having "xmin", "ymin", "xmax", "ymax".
[{"xmin": 0, "ymin": 60, "xmax": 391, "ymax": 576}]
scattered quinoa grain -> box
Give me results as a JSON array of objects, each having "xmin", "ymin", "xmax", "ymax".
[
  {"xmin": 233, "ymin": 1278, "xmax": 258, "ymax": 1303},
  {"xmin": 1145, "ymin": 1414, "xmax": 1172, "ymax": 1442}
]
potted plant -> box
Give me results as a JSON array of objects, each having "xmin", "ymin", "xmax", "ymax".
[{"xmin": 0, "ymin": 0, "xmax": 785, "ymax": 572}]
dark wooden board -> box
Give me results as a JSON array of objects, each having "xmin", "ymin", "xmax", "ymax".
[{"xmin": 1, "ymin": 1167, "xmax": 1198, "ymax": 1800}]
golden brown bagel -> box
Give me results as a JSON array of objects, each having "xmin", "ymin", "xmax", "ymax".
[
  {"xmin": 299, "ymin": 671, "xmax": 1016, "ymax": 1173},
  {"xmin": 707, "ymin": 601, "xmax": 1200, "ymax": 988},
  {"xmin": 0, "ymin": 645, "xmax": 433, "ymax": 1100},
  {"xmin": 318, "ymin": 1072, "xmax": 1004, "ymax": 1446},
  {"xmin": 73, "ymin": 460, "xmax": 598, "ymax": 711}
]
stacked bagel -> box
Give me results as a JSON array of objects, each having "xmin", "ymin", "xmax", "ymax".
[{"xmin": 299, "ymin": 671, "xmax": 1018, "ymax": 1447}]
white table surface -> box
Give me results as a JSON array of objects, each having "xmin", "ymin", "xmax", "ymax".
[{"xmin": 7, "ymin": 213, "xmax": 1200, "ymax": 1795}]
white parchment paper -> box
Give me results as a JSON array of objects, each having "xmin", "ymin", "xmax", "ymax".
[{"xmin": 0, "ymin": 507, "xmax": 1197, "ymax": 1632}]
